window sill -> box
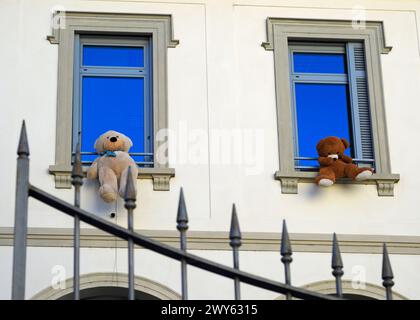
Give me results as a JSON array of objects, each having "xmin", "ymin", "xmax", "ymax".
[
  {"xmin": 49, "ymin": 165, "xmax": 175, "ymax": 191},
  {"xmin": 274, "ymin": 171, "xmax": 400, "ymax": 196}
]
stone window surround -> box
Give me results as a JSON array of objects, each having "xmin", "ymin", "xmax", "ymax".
[
  {"xmin": 47, "ymin": 11, "xmax": 179, "ymax": 190},
  {"xmin": 262, "ymin": 18, "xmax": 400, "ymax": 196}
]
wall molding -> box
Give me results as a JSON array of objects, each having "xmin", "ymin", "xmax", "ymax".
[{"xmin": 2, "ymin": 227, "xmax": 420, "ymax": 254}]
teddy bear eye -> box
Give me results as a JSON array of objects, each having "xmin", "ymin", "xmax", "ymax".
[
  {"xmin": 106, "ymin": 137, "xmax": 109, "ymax": 139},
  {"xmin": 116, "ymin": 136, "xmax": 119, "ymax": 138}
]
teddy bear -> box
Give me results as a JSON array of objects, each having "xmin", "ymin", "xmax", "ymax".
[
  {"xmin": 315, "ymin": 136, "xmax": 373, "ymax": 187},
  {"xmin": 87, "ymin": 130, "xmax": 138, "ymax": 203}
]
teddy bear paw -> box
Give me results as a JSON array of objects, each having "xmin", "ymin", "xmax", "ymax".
[
  {"xmin": 318, "ymin": 179, "xmax": 334, "ymax": 187},
  {"xmin": 101, "ymin": 192, "xmax": 117, "ymax": 203},
  {"xmin": 87, "ymin": 169, "xmax": 97, "ymax": 179},
  {"xmin": 355, "ymin": 170, "xmax": 373, "ymax": 181},
  {"xmin": 99, "ymin": 185, "xmax": 117, "ymax": 203}
]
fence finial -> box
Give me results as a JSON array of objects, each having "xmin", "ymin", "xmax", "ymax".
[
  {"xmin": 382, "ymin": 243, "xmax": 394, "ymax": 300},
  {"xmin": 176, "ymin": 188, "xmax": 188, "ymax": 230},
  {"xmin": 229, "ymin": 204, "xmax": 241, "ymax": 246},
  {"xmin": 331, "ymin": 233, "xmax": 344, "ymax": 298},
  {"xmin": 124, "ymin": 166, "xmax": 137, "ymax": 206},
  {"xmin": 17, "ymin": 120, "xmax": 29, "ymax": 157},
  {"xmin": 71, "ymin": 141, "xmax": 83, "ymax": 186},
  {"xmin": 124, "ymin": 166, "xmax": 137, "ymax": 300},
  {"xmin": 177, "ymin": 187, "xmax": 189, "ymax": 300},
  {"xmin": 331, "ymin": 233, "xmax": 343, "ymax": 268},
  {"xmin": 281, "ymin": 220, "xmax": 292, "ymax": 256},
  {"xmin": 280, "ymin": 220, "xmax": 293, "ymax": 300},
  {"xmin": 12, "ymin": 120, "xmax": 30, "ymax": 300}
]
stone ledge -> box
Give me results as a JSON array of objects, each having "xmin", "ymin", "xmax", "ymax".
[
  {"xmin": 275, "ymin": 171, "xmax": 400, "ymax": 196},
  {"xmin": 49, "ymin": 165, "xmax": 175, "ymax": 190}
]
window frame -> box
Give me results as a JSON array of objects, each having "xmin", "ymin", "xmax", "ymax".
[
  {"xmin": 289, "ymin": 43, "xmax": 352, "ymax": 171},
  {"xmin": 73, "ymin": 35, "xmax": 154, "ymax": 166},
  {"xmin": 262, "ymin": 18, "xmax": 399, "ymax": 196},
  {"xmin": 289, "ymin": 42, "xmax": 377, "ymax": 171},
  {"xmin": 48, "ymin": 11, "xmax": 179, "ymax": 190}
]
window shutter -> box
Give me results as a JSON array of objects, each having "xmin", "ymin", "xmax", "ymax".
[{"xmin": 347, "ymin": 42, "xmax": 374, "ymax": 165}]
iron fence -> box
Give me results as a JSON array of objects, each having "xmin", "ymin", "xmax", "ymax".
[{"xmin": 12, "ymin": 121, "xmax": 395, "ymax": 300}]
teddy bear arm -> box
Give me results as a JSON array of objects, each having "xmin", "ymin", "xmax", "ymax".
[
  {"xmin": 340, "ymin": 154, "xmax": 353, "ymax": 164},
  {"xmin": 318, "ymin": 156, "xmax": 333, "ymax": 166},
  {"xmin": 87, "ymin": 159, "xmax": 98, "ymax": 179}
]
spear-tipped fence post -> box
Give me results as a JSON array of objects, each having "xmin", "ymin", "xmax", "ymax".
[
  {"xmin": 71, "ymin": 140, "xmax": 83, "ymax": 300},
  {"xmin": 177, "ymin": 188, "xmax": 189, "ymax": 300},
  {"xmin": 280, "ymin": 220, "xmax": 293, "ymax": 300},
  {"xmin": 12, "ymin": 121, "xmax": 30, "ymax": 300},
  {"xmin": 382, "ymin": 243, "xmax": 394, "ymax": 300},
  {"xmin": 331, "ymin": 233, "xmax": 344, "ymax": 298},
  {"xmin": 229, "ymin": 204, "xmax": 242, "ymax": 300},
  {"xmin": 124, "ymin": 166, "xmax": 137, "ymax": 300}
]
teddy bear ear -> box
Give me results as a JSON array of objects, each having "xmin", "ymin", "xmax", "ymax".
[
  {"xmin": 122, "ymin": 135, "xmax": 133, "ymax": 152},
  {"xmin": 94, "ymin": 136, "xmax": 105, "ymax": 154},
  {"xmin": 316, "ymin": 138, "xmax": 325, "ymax": 153},
  {"xmin": 341, "ymin": 138, "xmax": 350, "ymax": 149}
]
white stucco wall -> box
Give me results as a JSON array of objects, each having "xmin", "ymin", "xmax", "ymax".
[{"xmin": 1, "ymin": 0, "xmax": 420, "ymax": 299}]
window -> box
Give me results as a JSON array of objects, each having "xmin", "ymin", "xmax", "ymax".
[
  {"xmin": 73, "ymin": 36, "xmax": 153, "ymax": 166},
  {"xmin": 263, "ymin": 18, "xmax": 399, "ymax": 196},
  {"xmin": 48, "ymin": 12, "xmax": 179, "ymax": 190},
  {"xmin": 290, "ymin": 43, "xmax": 373, "ymax": 170}
]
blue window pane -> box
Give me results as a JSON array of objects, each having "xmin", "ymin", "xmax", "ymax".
[
  {"xmin": 294, "ymin": 83, "xmax": 352, "ymax": 168},
  {"xmin": 81, "ymin": 76, "xmax": 146, "ymax": 163},
  {"xmin": 293, "ymin": 53, "xmax": 346, "ymax": 74},
  {"xmin": 83, "ymin": 46, "xmax": 144, "ymax": 67}
]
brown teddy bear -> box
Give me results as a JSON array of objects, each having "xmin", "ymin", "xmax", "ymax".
[
  {"xmin": 315, "ymin": 136, "xmax": 373, "ymax": 187},
  {"xmin": 87, "ymin": 130, "xmax": 138, "ymax": 203}
]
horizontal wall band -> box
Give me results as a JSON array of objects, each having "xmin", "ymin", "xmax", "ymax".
[{"xmin": 1, "ymin": 227, "xmax": 420, "ymax": 255}]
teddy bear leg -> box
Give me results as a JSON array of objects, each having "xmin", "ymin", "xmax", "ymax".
[
  {"xmin": 345, "ymin": 164, "xmax": 373, "ymax": 181},
  {"xmin": 355, "ymin": 169, "xmax": 373, "ymax": 181},
  {"xmin": 98, "ymin": 167, "xmax": 118, "ymax": 203},
  {"xmin": 118, "ymin": 165, "xmax": 138, "ymax": 199},
  {"xmin": 315, "ymin": 168, "xmax": 336, "ymax": 187}
]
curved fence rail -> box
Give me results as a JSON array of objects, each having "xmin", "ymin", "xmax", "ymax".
[{"xmin": 12, "ymin": 121, "xmax": 395, "ymax": 300}]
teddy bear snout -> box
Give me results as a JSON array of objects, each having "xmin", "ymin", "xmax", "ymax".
[
  {"xmin": 328, "ymin": 154, "xmax": 339, "ymax": 160},
  {"xmin": 110, "ymin": 137, "xmax": 118, "ymax": 142}
]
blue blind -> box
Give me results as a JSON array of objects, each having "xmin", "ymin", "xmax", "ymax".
[
  {"xmin": 83, "ymin": 46, "xmax": 144, "ymax": 67},
  {"xmin": 81, "ymin": 77, "xmax": 145, "ymax": 163},
  {"xmin": 293, "ymin": 53, "xmax": 346, "ymax": 74},
  {"xmin": 294, "ymin": 83, "xmax": 353, "ymax": 167}
]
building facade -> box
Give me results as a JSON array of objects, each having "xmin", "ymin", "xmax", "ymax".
[{"xmin": 1, "ymin": 0, "xmax": 420, "ymax": 299}]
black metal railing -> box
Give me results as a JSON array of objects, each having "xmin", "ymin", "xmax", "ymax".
[
  {"xmin": 12, "ymin": 121, "xmax": 395, "ymax": 300},
  {"xmin": 294, "ymin": 156, "xmax": 375, "ymax": 171}
]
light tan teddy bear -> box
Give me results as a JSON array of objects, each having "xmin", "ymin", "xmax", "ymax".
[{"xmin": 87, "ymin": 130, "xmax": 138, "ymax": 203}]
